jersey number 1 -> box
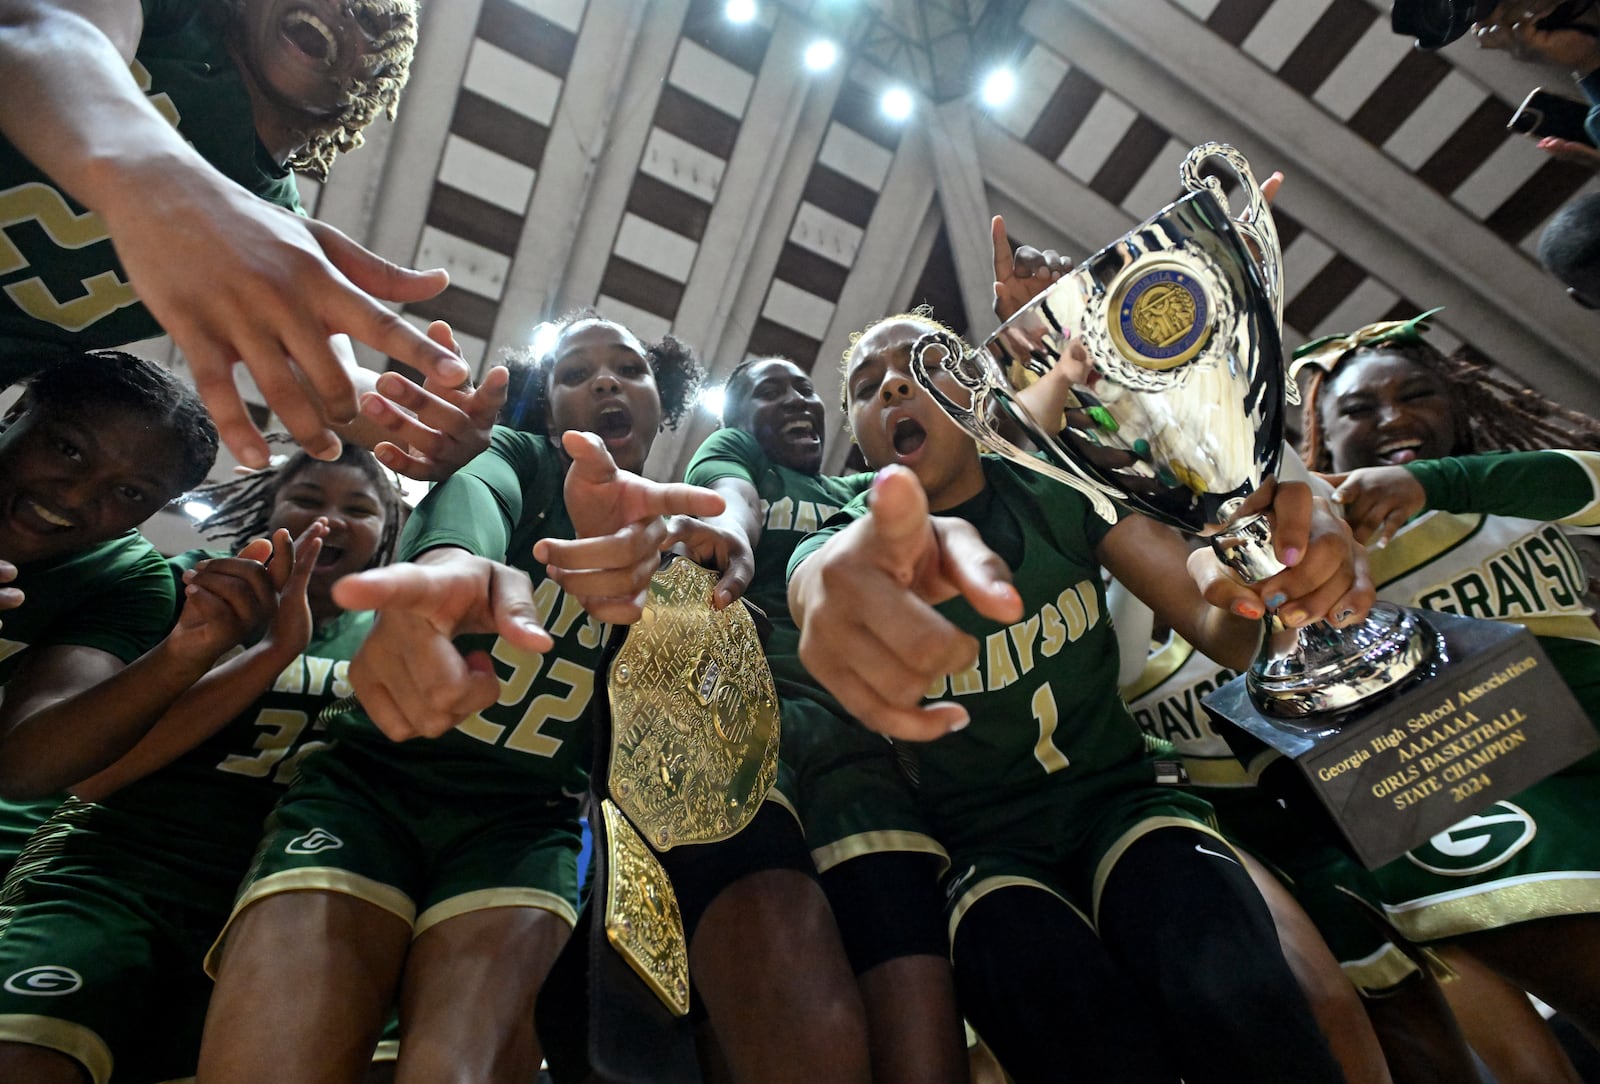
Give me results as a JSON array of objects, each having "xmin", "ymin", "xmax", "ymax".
[{"xmin": 1031, "ymin": 682, "xmax": 1070, "ymax": 773}]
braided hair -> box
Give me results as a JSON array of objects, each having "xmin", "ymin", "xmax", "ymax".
[
  {"xmin": 192, "ymin": 437, "xmax": 403, "ymax": 567},
  {"xmin": 3, "ymin": 350, "xmax": 218, "ymax": 492},
  {"xmin": 219, "ymin": 0, "xmax": 420, "ymax": 182},
  {"xmin": 1299, "ymin": 340, "xmax": 1600, "ymax": 473},
  {"xmin": 499, "ymin": 309, "xmax": 704, "ymax": 435}
]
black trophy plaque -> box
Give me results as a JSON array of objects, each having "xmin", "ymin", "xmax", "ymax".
[{"xmin": 1203, "ymin": 609, "xmax": 1599, "ymax": 869}]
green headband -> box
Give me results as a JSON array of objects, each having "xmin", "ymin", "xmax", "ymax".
[{"xmin": 1288, "ymin": 308, "xmax": 1443, "ymax": 381}]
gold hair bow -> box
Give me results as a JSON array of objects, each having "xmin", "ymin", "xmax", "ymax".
[{"xmin": 1288, "ymin": 308, "xmax": 1443, "ymax": 381}]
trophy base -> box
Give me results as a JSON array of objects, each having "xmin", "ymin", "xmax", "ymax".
[
  {"xmin": 1204, "ymin": 610, "xmax": 1599, "ymax": 869},
  {"xmin": 1248, "ymin": 603, "xmax": 1439, "ymax": 721}
]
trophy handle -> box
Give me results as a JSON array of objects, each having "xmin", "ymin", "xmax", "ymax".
[
  {"xmin": 1179, "ymin": 143, "xmax": 1299, "ymax": 407},
  {"xmin": 909, "ymin": 331, "xmax": 1123, "ymax": 524}
]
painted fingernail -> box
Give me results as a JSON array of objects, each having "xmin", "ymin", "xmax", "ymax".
[
  {"xmin": 1282, "ymin": 609, "xmax": 1308, "ymax": 627},
  {"xmin": 949, "ymin": 716, "xmax": 970, "ymax": 732},
  {"xmin": 1231, "ymin": 600, "xmax": 1265, "ymax": 620},
  {"xmin": 1334, "ymin": 607, "xmax": 1356, "ymax": 626},
  {"xmin": 1265, "ymin": 592, "xmax": 1287, "ymax": 610},
  {"xmin": 1283, "ymin": 547, "xmax": 1301, "ymax": 567}
]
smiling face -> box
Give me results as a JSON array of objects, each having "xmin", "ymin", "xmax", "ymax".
[
  {"xmin": 845, "ymin": 319, "xmax": 986, "ymax": 511},
  {"xmin": 727, "ymin": 358, "xmax": 826, "ymax": 474},
  {"xmin": 0, "ymin": 405, "xmax": 190, "ymax": 565},
  {"xmin": 268, "ymin": 460, "xmax": 387, "ymax": 596},
  {"xmin": 1319, "ymin": 350, "xmax": 1462, "ymax": 473},
  {"xmin": 232, "ymin": 0, "xmax": 407, "ymax": 127},
  {"xmin": 543, "ymin": 320, "xmax": 663, "ymax": 474}
]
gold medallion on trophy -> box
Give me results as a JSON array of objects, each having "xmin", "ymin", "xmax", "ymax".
[
  {"xmin": 607, "ymin": 557, "xmax": 780, "ymax": 851},
  {"xmin": 1108, "ymin": 260, "xmax": 1212, "ymax": 371}
]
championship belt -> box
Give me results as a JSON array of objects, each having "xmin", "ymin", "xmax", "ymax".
[
  {"xmin": 607, "ymin": 557, "xmax": 780, "ymax": 851},
  {"xmin": 601, "ymin": 799, "xmax": 690, "ymax": 1017}
]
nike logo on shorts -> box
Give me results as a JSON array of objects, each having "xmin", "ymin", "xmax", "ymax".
[{"xmin": 1194, "ymin": 843, "xmax": 1239, "ymax": 866}]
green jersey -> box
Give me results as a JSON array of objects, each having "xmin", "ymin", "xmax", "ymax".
[
  {"xmin": 329, "ymin": 427, "xmax": 602, "ymax": 798},
  {"xmin": 0, "ymin": 0, "xmax": 302, "ymax": 376},
  {"xmin": 0, "ymin": 531, "xmax": 174, "ymax": 864},
  {"xmin": 684, "ymin": 425, "xmax": 871, "ymax": 677},
  {"xmin": 792, "ymin": 457, "xmax": 1136, "ymax": 855},
  {"xmin": 59, "ymin": 552, "xmax": 376, "ymax": 907}
]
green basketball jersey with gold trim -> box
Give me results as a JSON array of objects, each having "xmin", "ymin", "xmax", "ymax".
[
  {"xmin": 793, "ymin": 457, "xmax": 1136, "ymax": 854},
  {"xmin": 0, "ymin": 0, "xmax": 303, "ymax": 374},
  {"xmin": 684, "ymin": 425, "xmax": 871, "ymax": 676},
  {"xmin": 62, "ymin": 569, "xmax": 376, "ymax": 906},
  {"xmin": 0, "ymin": 530, "xmax": 174, "ymax": 869},
  {"xmin": 327, "ymin": 428, "xmax": 601, "ymax": 799}
]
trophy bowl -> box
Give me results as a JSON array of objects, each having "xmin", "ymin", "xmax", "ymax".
[{"xmin": 910, "ymin": 143, "xmax": 1436, "ymax": 723}]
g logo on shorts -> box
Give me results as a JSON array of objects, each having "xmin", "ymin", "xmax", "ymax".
[
  {"xmin": 4, "ymin": 965, "xmax": 82, "ymax": 996},
  {"xmin": 1406, "ymin": 802, "xmax": 1537, "ymax": 876},
  {"xmin": 285, "ymin": 827, "xmax": 344, "ymax": 855}
]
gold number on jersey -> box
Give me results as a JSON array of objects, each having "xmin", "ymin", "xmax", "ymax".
[
  {"xmin": 1030, "ymin": 682, "xmax": 1070, "ymax": 773},
  {"xmin": 218, "ymin": 709, "xmax": 310, "ymax": 778},
  {"xmin": 0, "ymin": 62, "xmax": 178, "ymax": 332},
  {"xmin": 458, "ymin": 638, "xmax": 592, "ymax": 758},
  {"xmin": 504, "ymin": 658, "xmax": 593, "ymax": 756}
]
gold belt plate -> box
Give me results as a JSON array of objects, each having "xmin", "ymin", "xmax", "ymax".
[
  {"xmin": 607, "ymin": 558, "xmax": 780, "ymax": 850},
  {"xmin": 601, "ymin": 800, "xmax": 690, "ymax": 1017}
]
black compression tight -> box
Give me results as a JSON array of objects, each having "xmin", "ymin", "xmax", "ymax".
[
  {"xmin": 953, "ymin": 827, "xmax": 1347, "ymax": 1084},
  {"xmin": 952, "ymin": 885, "xmax": 1180, "ymax": 1083},
  {"xmin": 1097, "ymin": 826, "xmax": 1346, "ymax": 1084}
]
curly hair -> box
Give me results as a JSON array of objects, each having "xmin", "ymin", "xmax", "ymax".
[
  {"xmin": 498, "ymin": 310, "xmax": 704, "ymax": 436},
  {"xmin": 3, "ymin": 350, "xmax": 218, "ymax": 492},
  {"xmin": 220, "ymin": 0, "xmax": 419, "ymax": 182},
  {"xmin": 191, "ymin": 437, "xmax": 403, "ymax": 567},
  {"xmin": 838, "ymin": 306, "xmax": 967, "ymax": 414},
  {"xmin": 1300, "ymin": 339, "xmax": 1600, "ymax": 472}
]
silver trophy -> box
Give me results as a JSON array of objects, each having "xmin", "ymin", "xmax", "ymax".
[{"xmin": 911, "ymin": 143, "xmax": 1436, "ymax": 723}]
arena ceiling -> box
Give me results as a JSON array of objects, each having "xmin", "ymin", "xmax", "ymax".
[{"xmin": 146, "ymin": 0, "xmax": 1600, "ymax": 500}]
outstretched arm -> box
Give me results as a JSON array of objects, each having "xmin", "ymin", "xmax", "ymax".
[
  {"xmin": 1327, "ymin": 450, "xmax": 1600, "ymax": 545},
  {"xmin": 533, "ymin": 430, "xmax": 731, "ymax": 622},
  {"xmin": 73, "ymin": 524, "xmax": 327, "ymax": 801},
  {"xmin": 333, "ymin": 547, "xmax": 553, "ymax": 741},
  {"xmin": 0, "ymin": 528, "xmax": 312, "ymax": 799},
  {"xmin": 0, "ymin": 0, "xmax": 466, "ymax": 468},
  {"xmin": 787, "ymin": 466, "xmax": 1022, "ymax": 741}
]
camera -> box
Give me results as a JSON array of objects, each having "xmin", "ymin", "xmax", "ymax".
[{"xmin": 1391, "ymin": 0, "xmax": 1596, "ymax": 50}]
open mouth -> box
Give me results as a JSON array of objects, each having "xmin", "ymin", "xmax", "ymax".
[
  {"xmin": 282, "ymin": 8, "xmax": 341, "ymax": 65},
  {"xmin": 26, "ymin": 498, "xmax": 75, "ymax": 529},
  {"xmin": 1375, "ymin": 438, "xmax": 1424, "ymax": 466},
  {"xmin": 782, "ymin": 417, "xmax": 818, "ymax": 442},
  {"xmin": 594, "ymin": 404, "xmax": 634, "ymax": 443},
  {"xmin": 315, "ymin": 544, "xmax": 346, "ymax": 570},
  {"xmin": 892, "ymin": 417, "xmax": 926, "ymax": 458}
]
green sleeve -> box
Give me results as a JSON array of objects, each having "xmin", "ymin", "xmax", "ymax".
[
  {"xmin": 140, "ymin": 0, "xmax": 201, "ymax": 32},
  {"xmin": 1407, "ymin": 451, "xmax": 1600, "ymax": 528},
  {"xmin": 57, "ymin": 540, "xmax": 175, "ymax": 662},
  {"xmin": 786, "ymin": 492, "xmax": 869, "ymax": 583},
  {"xmin": 401, "ymin": 427, "xmax": 554, "ymax": 561},
  {"xmin": 684, "ymin": 427, "xmax": 767, "ymax": 489}
]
